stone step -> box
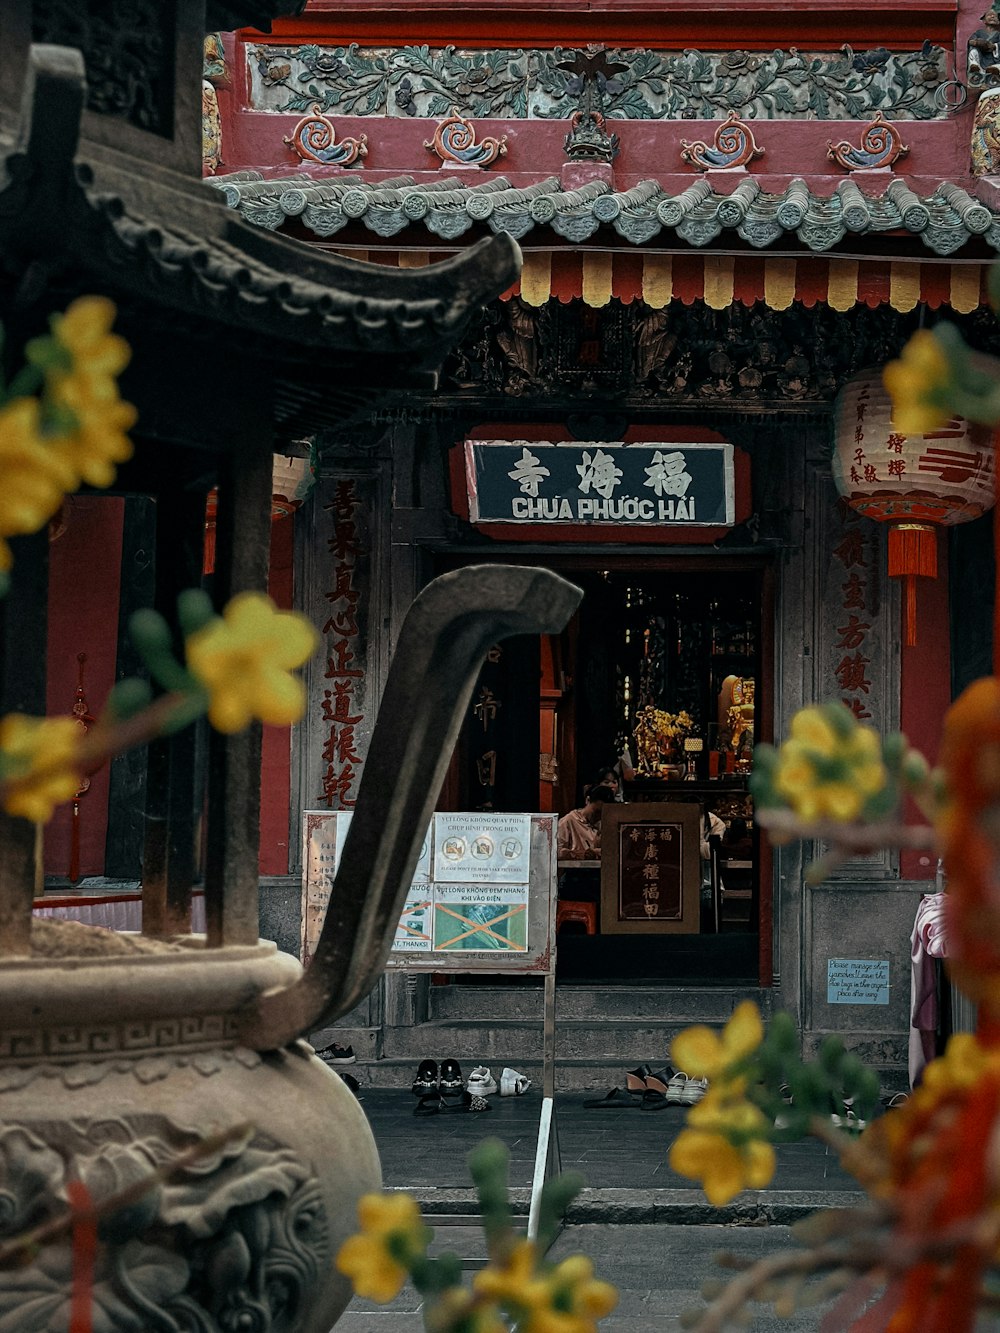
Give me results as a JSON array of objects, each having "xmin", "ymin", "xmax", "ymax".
[
  {"xmin": 428, "ymin": 983, "xmax": 772, "ymax": 1024},
  {"xmin": 331, "ymin": 1055, "xmax": 668, "ymax": 1092},
  {"xmin": 381, "ymin": 1016, "xmax": 735, "ymax": 1063}
]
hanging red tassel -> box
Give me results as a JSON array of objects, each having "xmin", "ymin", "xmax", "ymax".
[{"xmin": 888, "ymin": 523, "xmax": 938, "ymax": 648}]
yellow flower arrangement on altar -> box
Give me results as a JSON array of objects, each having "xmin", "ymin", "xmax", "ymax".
[{"xmin": 633, "ymin": 704, "xmax": 697, "ymax": 774}]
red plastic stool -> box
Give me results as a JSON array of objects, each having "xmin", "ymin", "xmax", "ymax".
[{"xmin": 556, "ymin": 900, "xmax": 597, "ymax": 934}]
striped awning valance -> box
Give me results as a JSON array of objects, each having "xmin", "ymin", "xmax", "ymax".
[{"xmin": 331, "ymin": 247, "xmax": 987, "ymax": 313}]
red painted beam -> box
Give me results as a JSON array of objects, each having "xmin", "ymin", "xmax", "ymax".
[{"xmin": 266, "ymin": 1, "xmax": 957, "ymax": 49}]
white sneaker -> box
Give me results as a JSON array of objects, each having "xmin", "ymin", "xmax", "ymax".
[
  {"xmin": 466, "ymin": 1065, "xmax": 498, "ymax": 1096},
  {"xmin": 500, "ymin": 1066, "xmax": 532, "ymax": 1097}
]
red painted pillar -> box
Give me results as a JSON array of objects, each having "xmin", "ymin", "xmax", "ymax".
[{"xmin": 259, "ymin": 513, "xmax": 295, "ymax": 874}]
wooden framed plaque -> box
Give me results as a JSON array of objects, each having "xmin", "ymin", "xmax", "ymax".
[{"xmin": 600, "ymin": 803, "xmax": 702, "ymax": 934}]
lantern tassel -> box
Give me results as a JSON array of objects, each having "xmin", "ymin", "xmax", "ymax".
[{"xmin": 889, "ymin": 523, "xmax": 937, "ymax": 648}]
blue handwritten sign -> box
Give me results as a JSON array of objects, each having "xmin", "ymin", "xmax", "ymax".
[{"xmin": 827, "ymin": 958, "xmax": 890, "ymax": 1005}]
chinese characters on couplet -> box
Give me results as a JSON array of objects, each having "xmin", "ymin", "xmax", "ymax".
[
  {"xmin": 319, "ymin": 479, "xmax": 365, "ymax": 808},
  {"xmin": 832, "ymin": 502, "xmax": 874, "ymax": 722}
]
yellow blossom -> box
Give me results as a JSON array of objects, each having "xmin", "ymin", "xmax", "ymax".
[
  {"xmin": 475, "ymin": 1239, "xmax": 542, "ymax": 1307},
  {"xmin": 0, "ymin": 397, "xmax": 78, "ymax": 567},
  {"xmin": 336, "ymin": 1192, "xmax": 430, "ymax": 1303},
  {"xmin": 771, "ymin": 704, "xmax": 888, "ymax": 824},
  {"xmin": 0, "ymin": 714, "xmax": 83, "ymax": 823},
  {"xmin": 476, "ymin": 1243, "xmax": 617, "ymax": 1333},
  {"xmin": 50, "ymin": 296, "xmax": 132, "ymax": 384},
  {"xmin": 671, "ymin": 999, "xmax": 764, "ymax": 1083},
  {"xmin": 425, "ymin": 1288, "xmax": 507, "ymax": 1333},
  {"xmin": 883, "ymin": 330, "xmax": 953, "ymax": 436},
  {"xmin": 670, "ymin": 1091, "xmax": 776, "ymax": 1205},
  {"xmin": 185, "ymin": 592, "xmax": 319, "ymax": 733},
  {"xmin": 50, "ymin": 377, "xmax": 136, "ymax": 489}
]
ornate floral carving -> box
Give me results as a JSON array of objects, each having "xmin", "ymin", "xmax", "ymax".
[
  {"xmin": 681, "ymin": 112, "xmax": 765, "ymax": 170},
  {"xmin": 0, "ymin": 1114, "xmax": 328, "ymax": 1332},
  {"xmin": 284, "ymin": 107, "xmax": 368, "ymax": 166},
  {"xmin": 248, "ymin": 42, "xmax": 951, "ymax": 122},
  {"xmin": 828, "ymin": 111, "xmax": 909, "ymax": 170},
  {"xmin": 33, "ymin": 0, "xmax": 173, "ymax": 136},
  {"xmin": 424, "ymin": 109, "xmax": 507, "ymax": 166}
]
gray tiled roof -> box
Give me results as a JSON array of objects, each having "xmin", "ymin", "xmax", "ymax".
[{"xmin": 210, "ymin": 171, "xmax": 1000, "ymax": 257}]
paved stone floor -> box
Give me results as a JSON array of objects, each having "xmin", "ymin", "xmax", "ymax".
[
  {"xmin": 336, "ymin": 1086, "xmax": 869, "ymax": 1330},
  {"xmin": 340, "ymin": 1223, "xmax": 836, "ymax": 1331},
  {"xmin": 356, "ymin": 1088, "xmax": 862, "ymax": 1196}
]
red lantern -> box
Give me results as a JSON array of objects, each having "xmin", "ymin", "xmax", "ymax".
[{"xmin": 833, "ymin": 371, "xmax": 995, "ymax": 646}]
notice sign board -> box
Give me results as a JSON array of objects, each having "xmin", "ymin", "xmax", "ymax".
[
  {"xmin": 827, "ymin": 959, "xmax": 890, "ymax": 1005},
  {"xmin": 465, "ymin": 441, "xmax": 735, "ymax": 527},
  {"xmin": 600, "ymin": 803, "xmax": 701, "ymax": 935},
  {"xmin": 302, "ymin": 811, "xmax": 556, "ymax": 973}
]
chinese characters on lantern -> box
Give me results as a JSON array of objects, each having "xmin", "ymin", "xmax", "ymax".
[{"xmin": 319, "ymin": 480, "xmax": 365, "ymax": 808}]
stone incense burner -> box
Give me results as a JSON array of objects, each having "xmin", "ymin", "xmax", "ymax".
[{"xmin": 0, "ymin": 566, "xmax": 580, "ymax": 1333}]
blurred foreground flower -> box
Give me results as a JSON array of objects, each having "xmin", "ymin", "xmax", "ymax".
[
  {"xmin": 671, "ymin": 1091, "xmax": 776, "ymax": 1206},
  {"xmin": 336, "ymin": 1192, "xmax": 430, "ymax": 1302},
  {"xmin": 0, "ymin": 714, "xmax": 82, "ymax": 822},
  {"xmin": 0, "ymin": 397, "xmax": 77, "ymax": 572},
  {"xmin": 337, "ymin": 1141, "xmax": 616, "ymax": 1333},
  {"xmin": 882, "ymin": 329, "xmax": 954, "ymax": 434},
  {"xmin": 185, "ymin": 591, "xmax": 319, "ymax": 733}
]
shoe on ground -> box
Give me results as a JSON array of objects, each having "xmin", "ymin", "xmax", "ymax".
[
  {"xmin": 830, "ymin": 1096, "xmax": 866, "ymax": 1131},
  {"xmin": 315, "ymin": 1041, "xmax": 355, "ymax": 1066},
  {"xmin": 439, "ymin": 1058, "xmax": 464, "ymax": 1095},
  {"xmin": 467, "ymin": 1065, "xmax": 498, "ymax": 1096},
  {"xmin": 500, "ymin": 1066, "xmax": 532, "ymax": 1096},
  {"xmin": 412, "ymin": 1058, "xmax": 439, "ymax": 1095},
  {"xmin": 338, "ymin": 1071, "xmax": 361, "ymax": 1098},
  {"xmin": 682, "ymin": 1076, "xmax": 708, "ymax": 1105}
]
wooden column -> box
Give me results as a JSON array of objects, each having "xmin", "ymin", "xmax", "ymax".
[
  {"xmin": 0, "ymin": 530, "xmax": 48, "ymax": 954},
  {"xmin": 204, "ymin": 432, "xmax": 273, "ymax": 947},
  {"xmin": 142, "ymin": 483, "xmax": 208, "ymax": 937}
]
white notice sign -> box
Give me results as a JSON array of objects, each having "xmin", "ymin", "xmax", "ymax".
[
  {"xmin": 432, "ymin": 883, "xmax": 529, "ymax": 952},
  {"xmin": 433, "ymin": 813, "xmax": 531, "ymax": 883}
]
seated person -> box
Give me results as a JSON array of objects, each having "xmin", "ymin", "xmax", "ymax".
[
  {"xmin": 557, "ymin": 784, "xmax": 616, "ymax": 860},
  {"xmin": 584, "ymin": 766, "xmax": 621, "ymax": 803},
  {"xmin": 700, "ymin": 809, "xmax": 727, "ymax": 904},
  {"xmin": 722, "ymin": 816, "xmax": 753, "ymax": 860}
]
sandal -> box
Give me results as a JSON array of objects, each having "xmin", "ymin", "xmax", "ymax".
[
  {"xmin": 439, "ymin": 1058, "xmax": 464, "ymax": 1096},
  {"xmin": 412, "ymin": 1059, "xmax": 439, "ymax": 1096},
  {"xmin": 625, "ymin": 1064, "xmax": 654, "ymax": 1095},
  {"xmin": 413, "ymin": 1092, "xmax": 442, "ymax": 1116},
  {"xmin": 441, "ymin": 1090, "xmax": 491, "ymax": 1113},
  {"xmin": 582, "ymin": 1087, "xmax": 643, "ymax": 1109}
]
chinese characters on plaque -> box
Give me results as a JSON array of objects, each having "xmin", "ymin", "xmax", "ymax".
[
  {"xmin": 600, "ymin": 804, "xmax": 702, "ymax": 935},
  {"xmin": 465, "ymin": 441, "xmax": 735, "ymax": 526}
]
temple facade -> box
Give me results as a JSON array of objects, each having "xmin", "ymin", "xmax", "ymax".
[{"xmin": 44, "ymin": 0, "xmax": 1000, "ymax": 1088}]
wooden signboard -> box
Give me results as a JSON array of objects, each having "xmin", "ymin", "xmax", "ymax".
[{"xmin": 600, "ymin": 803, "xmax": 701, "ymax": 934}]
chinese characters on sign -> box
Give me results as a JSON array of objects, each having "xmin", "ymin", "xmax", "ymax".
[
  {"xmin": 319, "ymin": 479, "xmax": 365, "ymax": 808},
  {"xmin": 465, "ymin": 441, "xmax": 735, "ymax": 526},
  {"xmin": 831, "ymin": 501, "xmax": 875, "ymax": 722},
  {"xmin": 617, "ymin": 821, "xmax": 685, "ymax": 921}
]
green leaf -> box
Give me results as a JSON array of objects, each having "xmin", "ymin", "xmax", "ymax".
[
  {"xmin": 103, "ymin": 677, "xmax": 153, "ymax": 722},
  {"xmin": 177, "ymin": 588, "xmax": 217, "ymax": 639}
]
